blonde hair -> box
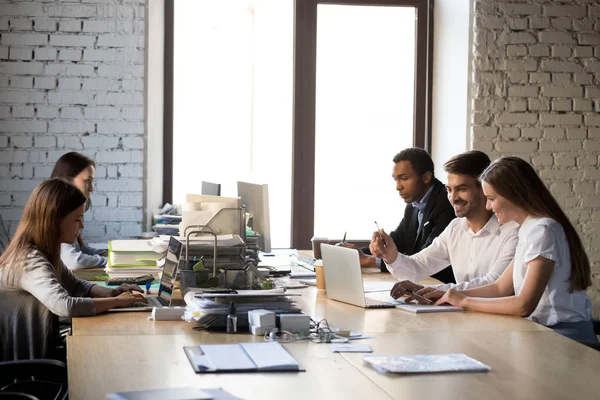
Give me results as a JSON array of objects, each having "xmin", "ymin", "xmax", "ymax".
[
  {"xmin": 0, "ymin": 179, "xmax": 86, "ymax": 286},
  {"xmin": 480, "ymin": 157, "xmax": 591, "ymax": 292}
]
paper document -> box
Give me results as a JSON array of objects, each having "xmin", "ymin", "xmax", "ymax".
[
  {"xmin": 363, "ymin": 353, "xmax": 491, "ymax": 374},
  {"xmin": 329, "ymin": 343, "xmax": 373, "ymax": 353},
  {"xmin": 201, "ymin": 345, "xmax": 256, "ymax": 371},
  {"xmin": 184, "ymin": 342, "xmax": 302, "ymax": 373},
  {"xmin": 240, "ymin": 342, "xmax": 299, "ymax": 370}
]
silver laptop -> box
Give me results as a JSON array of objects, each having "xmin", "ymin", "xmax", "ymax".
[
  {"xmin": 321, "ymin": 244, "xmax": 399, "ymax": 308},
  {"xmin": 108, "ymin": 236, "xmax": 183, "ymax": 312}
]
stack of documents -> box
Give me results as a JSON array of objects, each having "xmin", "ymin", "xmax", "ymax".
[
  {"xmin": 152, "ymin": 214, "xmax": 181, "ymax": 236},
  {"xmin": 184, "ymin": 342, "xmax": 302, "ymax": 373},
  {"xmin": 106, "ymin": 240, "xmax": 164, "ymax": 279},
  {"xmin": 363, "ymin": 353, "xmax": 491, "ymax": 374},
  {"xmin": 183, "ymin": 290, "xmax": 302, "ymax": 330}
]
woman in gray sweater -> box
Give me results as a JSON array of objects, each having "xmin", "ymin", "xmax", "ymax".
[
  {"xmin": 0, "ymin": 179, "xmax": 144, "ymax": 317},
  {"xmin": 51, "ymin": 152, "xmax": 107, "ymax": 270}
]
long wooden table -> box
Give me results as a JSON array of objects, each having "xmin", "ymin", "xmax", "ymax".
[{"xmin": 68, "ymin": 257, "xmax": 600, "ymax": 399}]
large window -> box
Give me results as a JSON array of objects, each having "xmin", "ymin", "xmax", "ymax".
[{"xmin": 165, "ymin": 0, "xmax": 433, "ymax": 249}]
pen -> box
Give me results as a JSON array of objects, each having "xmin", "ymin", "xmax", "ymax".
[
  {"xmin": 342, "ymin": 232, "xmax": 347, "ymax": 243},
  {"xmin": 374, "ymin": 221, "xmax": 386, "ymax": 248},
  {"xmin": 402, "ymin": 287, "xmax": 433, "ymax": 305}
]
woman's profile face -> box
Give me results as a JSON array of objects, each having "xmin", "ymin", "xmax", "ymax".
[
  {"xmin": 72, "ymin": 166, "xmax": 95, "ymax": 198},
  {"xmin": 60, "ymin": 205, "xmax": 85, "ymax": 244},
  {"xmin": 482, "ymin": 181, "xmax": 523, "ymax": 224}
]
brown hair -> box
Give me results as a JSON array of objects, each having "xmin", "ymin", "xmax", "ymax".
[
  {"xmin": 51, "ymin": 152, "xmax": 95, "ymax": 246},
  {"xmin": 51, "ymin": 152, "xmax": 95, "ymax": 181},
  {"xmin": 479, "ymin": 157, "xmax": 591, "ymax": 292},
  {"xmin": 444, "ymin": 150, "xmax": 491, "ymax": 179},
  {"xmin": 0, "ymin": 179, "xmax": 86, "ymax": 286}
]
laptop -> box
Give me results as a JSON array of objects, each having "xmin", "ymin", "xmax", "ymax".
[
  {"xmin": 321, "ymin": 244, "xmax": 399, "ymax": 308},
  {"xmin": 108, "ymin": 236, "xmax": 183, "ymax": 312},
  {"xmin": 320, "ymin": 244, "xmax": 463, "ymax": 312}
]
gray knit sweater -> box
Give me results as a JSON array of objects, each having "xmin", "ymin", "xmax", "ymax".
[{"xmin": 0, "ymin": 248, "xmax": 96, "ymax": 317}]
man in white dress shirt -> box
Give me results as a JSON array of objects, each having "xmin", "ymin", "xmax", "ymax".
[{"xmin": 369, "ymin": 151, "xmax": 520, "ymax": 301}]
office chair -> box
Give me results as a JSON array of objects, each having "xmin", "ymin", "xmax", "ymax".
[
  {"xmin": 0, "ymin": 291, "xmax": 59, "ymax": 361},
  {"xmin": 0, "ymin": 359, "xmax": 68, "ymax": 400},
  {"xmin": 0, "ymin": 394, "xmax": 40, "ymax": 400}
]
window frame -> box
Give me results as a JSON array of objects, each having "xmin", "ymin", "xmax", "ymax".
[{"xmin": 162, "ymin": 0, "xmax": 434, "ymax": 249}]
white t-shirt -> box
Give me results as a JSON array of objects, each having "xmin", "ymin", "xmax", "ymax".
[{"xmin": 513, "ymin": 217, "xmax": 591, "ymax": 327}]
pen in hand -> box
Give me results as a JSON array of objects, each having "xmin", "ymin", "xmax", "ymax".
[
  {"xmin": 374, "ymin": 221, "xmax": 386, "ymax": 248},
  {"xmin": 342, "ymin": 231, "xmax": 347, "ymax": 244}
]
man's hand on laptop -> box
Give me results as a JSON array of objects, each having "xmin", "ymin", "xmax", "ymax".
[
  {"xmin": 390, "ymin": 280, "xmax": 424, "ymax": 300},
  {"xmin": 416, "ymin": 287, "xmax": 446, "ymax": 302},
  {"xmin": 116, "ymin": 291, "xmax": 147, "ymax": 307},
  {"xmin": 110, "ymin": 284, "xmax": 144, "ymax": 297},
  {"xmin": 369, "ymin": 230, "xmax": 398, "ymax": 264}
]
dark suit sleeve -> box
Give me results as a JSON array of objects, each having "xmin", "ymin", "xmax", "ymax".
[{"xmin": 422, "ymin": 204, "xmax": 455, "ymax": 249}]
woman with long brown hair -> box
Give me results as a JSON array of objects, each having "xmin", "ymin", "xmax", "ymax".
[
  {"xmin": 51, "ymin": 152, "xmax": 107, "ymax": 270},
  {"xmin": 429, "ymin": 156, "xmax": 596, "ymax": 342},
  {"xmin": 0, "ymin": 179, "xmax": 144, "ymax": 317}
]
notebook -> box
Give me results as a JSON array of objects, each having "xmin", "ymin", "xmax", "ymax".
[
  {"xmin": 106, "ymin": 387, "xmax": 212, "ymax": 400},
  {"xmin": 363, "ymin": 353, "xmax": 491, "ymax": 374},
  {"xmin": 184, "ymin": 342, "xmax": 303, "ymax": 373},
  {"xmin": 395, "ymin": 303, "xmax": 463, "ymax": 313},
  {"xmin": 106, "ymin": 387, "xmax": 243, "ymax": 400}
]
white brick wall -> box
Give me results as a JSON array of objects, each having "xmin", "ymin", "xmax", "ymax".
[
  {"xmin": 0, "ymin": 0, "xmax": 146, "ymax": 242},
  {"xmin": 473, "ymin": 0, "xmax": 600, "ymax": 315}
]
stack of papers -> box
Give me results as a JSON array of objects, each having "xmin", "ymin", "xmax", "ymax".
[
  {"xmin": 184, "ymin": 342, "xmax": 302, "ymax": 373},
  {"xmin": 363, "ymin": 353, "xmax": 491, "ymax": 374},
  {"xmin": 106, "ymin": 240, "xmax": 164, "ymax": 279}
]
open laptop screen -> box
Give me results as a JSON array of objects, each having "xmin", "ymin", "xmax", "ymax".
[{"xmin": 158, "ymin": 237, "xmax": 182, "ymax": 304}]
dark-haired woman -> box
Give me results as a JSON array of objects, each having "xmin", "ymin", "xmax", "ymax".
[{"xmin": 51, "ymin": 152, "xmax": 107, "ymax": 270}]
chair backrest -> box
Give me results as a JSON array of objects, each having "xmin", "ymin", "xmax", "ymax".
[
  {"xmin": 0, "ymin": 291, "xmax": 58, "ymax": 361},
  {"xmin": 0, "ymin": 359, "xmax": 68, "ymax": 400},
  {"xmin": 0, "ymin": 214, "xmax": 9, "ymax": 254}
]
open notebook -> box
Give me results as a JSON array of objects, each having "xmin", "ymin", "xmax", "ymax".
[{"xmin": 183, "ymin": 342, "xmax": 303, "ymax": 373}]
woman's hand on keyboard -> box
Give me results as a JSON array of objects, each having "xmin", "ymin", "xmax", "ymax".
[
  {"xmin": 116, "ymin": 291, "xmax": 147, "ymax": 307},
  {"xmin": 110, "ymin": 284, "xmax": 144, "ymax": 297}
]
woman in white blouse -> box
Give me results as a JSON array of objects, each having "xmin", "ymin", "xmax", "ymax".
[
  {"xmin": 434, "ymin": 157, "xmax": 596, "ymax": 342},
  {"xmin": 51, "ymin": 152, "xmax": 107, "ymax": 270},
  {"xmin": 373, "ymin": 156, "xmax": 596, "ymax": 343}
]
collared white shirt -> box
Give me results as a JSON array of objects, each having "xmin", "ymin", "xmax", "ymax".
[
  {"xmin": 513, "ymin": 217, "xmax": 591, "ymax": 327},
  {"xmin": 386, "ymin": 214, "xmax": 519, "ymax": 290}
]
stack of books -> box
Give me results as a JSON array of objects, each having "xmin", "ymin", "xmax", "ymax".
[{"xmin": 106, "ymin": 240, "xmax": 165, "ymax": 279}]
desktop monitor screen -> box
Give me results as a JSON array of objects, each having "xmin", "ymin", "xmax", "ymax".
[
  {"xmin": 237, "ymin": 181, "xmax": 271, "ymax": 253},
  {"xmin": 158, "ymin": 237, "xmax": 182, "ymax": 303},
  {"xmin": 201, "ymin": 181, "xmax": 222, "ymax": 196}
]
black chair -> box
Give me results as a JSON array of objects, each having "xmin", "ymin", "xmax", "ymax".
[
  {"xmin": 0, "ymin": 359, "xmax": 67, "ymax": 400},
  {"xmin": 0, "ymin": 394, "xmax": 40, "ymax": 400}
]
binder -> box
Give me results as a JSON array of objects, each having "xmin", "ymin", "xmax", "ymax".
[{"xmin": 183, "ymin": 342, "xmax": 304, "ymax": 373}]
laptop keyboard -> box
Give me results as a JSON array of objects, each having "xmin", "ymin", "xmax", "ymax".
[
  {"xmin": 294, "ymin": 256, "xmax": 316, "ymax": 271},
  {"xmin": 365, "ymin": 297, "xmax": 396, "ymax": 308}
]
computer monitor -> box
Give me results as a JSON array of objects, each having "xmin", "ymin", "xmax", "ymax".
[
  {"xmin": 201, "ymin": 181, "xmax": 222, "ymax": 196},
  {"xmin": 237, "ymin": 181, "xmax": 271, "ymax": 253}
]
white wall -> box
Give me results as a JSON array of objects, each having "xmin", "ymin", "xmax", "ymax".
[{"xmin": 430, "ymin": 0, "xmax": 473, "ymax": 179}]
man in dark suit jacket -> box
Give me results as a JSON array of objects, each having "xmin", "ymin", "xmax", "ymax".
[{"xmin": 347, "ymin": 148, "xmax": 456, "ymax": 284}]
